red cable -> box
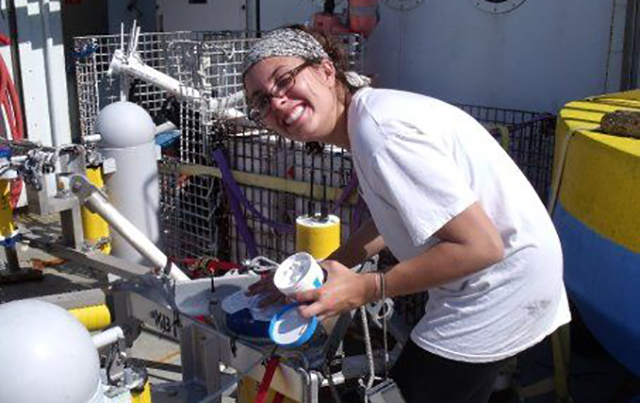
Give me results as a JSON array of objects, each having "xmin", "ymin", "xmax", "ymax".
[
  {"xmin": 255, "ymin": 356, "xmax": 286, "ymax": 403},
  {"xmin": 272, "ymin": 392, "xmax": 285, "ymax": 403},
  {"xmin": 0, "ymin": 34, "xmax": 24, "ymax": 208}
]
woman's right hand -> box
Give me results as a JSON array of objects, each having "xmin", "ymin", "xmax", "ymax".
[{"xmin": 246, "ymin": 271, "xmax": 286, "ymax": 307}]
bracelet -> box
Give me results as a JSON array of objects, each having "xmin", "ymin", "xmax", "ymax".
[{"xmin": 378, "ymin": 271, "xmax": 386, "ymax": 302}]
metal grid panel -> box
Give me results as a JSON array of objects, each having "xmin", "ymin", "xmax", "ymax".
[
  {"xmin": 458, "ymin": 104, "xmax": 556, "ymax": 203},
  {"xmin": 159, "ymin": 158, "xmax": 225, "ymax": 260},
  {"xmin": 75, "ymin": 31, "xmax": 193, "ymax": 136},
  {"xmin": 223, "ymin": 137, "xmax": 357, "ymax": 263},
  {"xmin": 177, "ymin": 32, "xmax": 260, "ymax": 165},
  {"xmin": 75, "ymin": 31, "xmax": 365, "ymax": 264}
]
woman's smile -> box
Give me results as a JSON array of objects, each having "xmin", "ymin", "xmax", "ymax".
[{"xmin": 284, "ymin": 104, "xmax": 306, "ymax": 126}]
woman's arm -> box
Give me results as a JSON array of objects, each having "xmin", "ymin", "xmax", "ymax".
[
  {"xmin": 295, "ymin": 202, "xmax": 504, "ymax": 319},
  {"xmin": 326, "ymin": 217, "xmax": 386, "ymax": 268},
  {"xmin": 246, "ymin": 217, "xmax": 384, "ymax": 306},
  {"xmin": 383, "ymin": 202, "xmax": 504, "ymax": 298}
]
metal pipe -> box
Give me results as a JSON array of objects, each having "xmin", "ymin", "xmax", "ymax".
[
  {"xmin": 109, "ymin": 51, "xmax": 203, "ymax": 100},
  {"xmin": 108, "ymin": 51, "xmax": 245, "ymax": 116},
  {"xmin": 92, "ymin": 326, "xmax": 124, "ymax": 349},
  {"xmin": 70, "ymin": 174, "xmax": 190, "ymax": 282},
  {"xmin": 256, "ymin": 0, "xmax": 261, "ymax": 33},
  {"xmin": 154, "ymin": 121, "xmax": 177, "ymax": 135}
]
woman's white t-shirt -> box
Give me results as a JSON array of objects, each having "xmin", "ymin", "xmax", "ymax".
[{"xmin": 348, "ymin": 88, "xmax": 570, "ymax": 363}]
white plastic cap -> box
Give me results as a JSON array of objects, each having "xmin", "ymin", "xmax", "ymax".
[
  {"xmin": 97, "ymin": 101, "xmax": 155, "ymax": 148},
  {"xmin": 0, "ymin": 300, "xmax": 102, "ymax": 403},
  {"xmin": 274, "ymin": 252, "xmax": 324, "ymax": 296}
]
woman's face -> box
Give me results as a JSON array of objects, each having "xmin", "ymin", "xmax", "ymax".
[{"xmin": 244, "ymin": 56, "xmax": 339, "ymax": 143}]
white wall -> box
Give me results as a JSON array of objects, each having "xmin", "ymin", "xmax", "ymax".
[
  {"xmin": 155, "ymin": 0, "xmax": 320, "ymax": 32},
  {"xmin": 366, "ymin": 0, "xmax": 624, "ymax": 113},
  {"xmin": 258, "ymin": 0, "xmax": 320, "ymax": 31},
  {"xmin": 13, "ymin": 0, "xmax": 71, "ymax": 147},
  {"xmin": 156, "ymin": 0, "xmax": 248, "ymax": 31},
  {"xmin": 107, "ymin": 0, "xmax": 157, "ymax": 33}
]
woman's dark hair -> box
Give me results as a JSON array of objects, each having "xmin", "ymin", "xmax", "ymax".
[{"xmin": 286, "ymin": 24, "xmax": 361, "ymax": 95}]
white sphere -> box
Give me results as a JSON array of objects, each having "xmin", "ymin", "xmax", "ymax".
[
  {"xmin": 0, "ymin": 300, "xmax": 102, "ymax": 403},
  {"xmin": 97, "ymin": 101, "xmax": 155, "ymax": 148}
]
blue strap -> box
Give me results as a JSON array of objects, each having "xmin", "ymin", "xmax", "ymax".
[{"xmin": 0, "ymin": 233, "xmax": 20, "ymax": 248}]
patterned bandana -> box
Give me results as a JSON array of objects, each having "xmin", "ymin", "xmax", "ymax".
[
  {"xmin": 243, "ymin": 29, "xmax": 329, "ymax": 74},
  {"xmin": 243, "ymin": 28, "xmax": 371, "ymax": 88}
]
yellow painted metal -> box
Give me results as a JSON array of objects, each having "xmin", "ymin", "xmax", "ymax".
[
  {"xmin": 0, "ymin": 180, "xmax": 15, "ymax": 238},
  {"xmin": 295, "ymin": 215, "xmax": 341, "ymax": 260},
  {"xmin": 131, "ymin": 381, "xmax": 152, "ymax": 403},
  {"xmin": 237, "ymin": 377, "xmax": 298, "ymax": 403},
  {"xmin": 81, "ymin": 166, "xmax": 111, "ymax": 254},
  {"xmin": 554, "ymin": 91, "xmax": 640, "ymax": 252},
  {"xmin": 546, "ymin": 90, "xmax": 640, "ymax": 403},
  {"xmin": 484, "ymin": 123, "xmax": 511, "ymax": 151},
  {"xmin": 68, "ymin": 304, "xmax": 111, "ymax": 331},
  {"xmin": 165, "ymin": 163, "xmax": 358, "ymax": 205}
]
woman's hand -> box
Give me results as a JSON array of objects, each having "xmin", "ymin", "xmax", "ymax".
[
  {"xmin": 293, "ymin": 260, "xmax": 377, "ymax": 321},
  {"xmin": 246, "ymin": 271, "xmax": 285, "ymax": 307}
]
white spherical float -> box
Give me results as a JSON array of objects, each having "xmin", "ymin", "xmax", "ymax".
[{"xmin": 0, "ymin": 300, "xmax": 103, "ymax": 403}]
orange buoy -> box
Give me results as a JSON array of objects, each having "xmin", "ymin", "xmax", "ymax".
[{"xmin": 349, "ymin": 0, "xmax": 379, "ymax": 37}]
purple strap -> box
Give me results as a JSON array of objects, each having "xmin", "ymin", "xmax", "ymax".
[
  {"xmin": 213, "ymin": 148, "xmax": 295, "ymax": 234},
  {"xmin": 213, "ymin": 148, "xmax": 366, "ymax": 256},
  {"xmin": 213, "ymin": 148, "xmax": 301, "ymax": 258},
  {"xmin": 331, "ymin": 173, "xmax": 359, "ymax": 213},
  {"xmin": 213, "ymin": 148, "xmax": 260, "ymax": 257}
]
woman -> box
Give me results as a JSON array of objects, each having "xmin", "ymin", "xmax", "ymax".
[{"xmin": 244, "ymin": 27, "xmax": 570, "ymax": 403}]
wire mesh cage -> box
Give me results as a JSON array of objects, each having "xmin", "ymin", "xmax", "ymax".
[
  {"xmin": 457, "ymin": 104, "xmax": 556, "ymax": 204},
  {"xmin": 74, "ymin": 30, "xmax": 365, "ymax": 264}
]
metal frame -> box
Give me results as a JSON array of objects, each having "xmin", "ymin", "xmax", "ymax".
[{"xmin": 110, "ymin": 275, "xmax": 330, "ymax": 402}]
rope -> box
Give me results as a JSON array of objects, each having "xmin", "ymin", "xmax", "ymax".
[
  {"xmin": 546, "ymin": 126, "xmax": 591, "ymax": 215},
  {"xmin": 359, "ymin": 305, "xmax": 376, "ymax": 401}
]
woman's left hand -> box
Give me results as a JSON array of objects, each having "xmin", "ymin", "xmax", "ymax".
[{"xmin": 293, "ymin": 260, "xmax": 376, "ymax": 321}]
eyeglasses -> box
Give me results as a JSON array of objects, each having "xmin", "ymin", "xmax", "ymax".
[{"xmin": 247, "ymin": 61, "xmax": 314, "ymax": 122}]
